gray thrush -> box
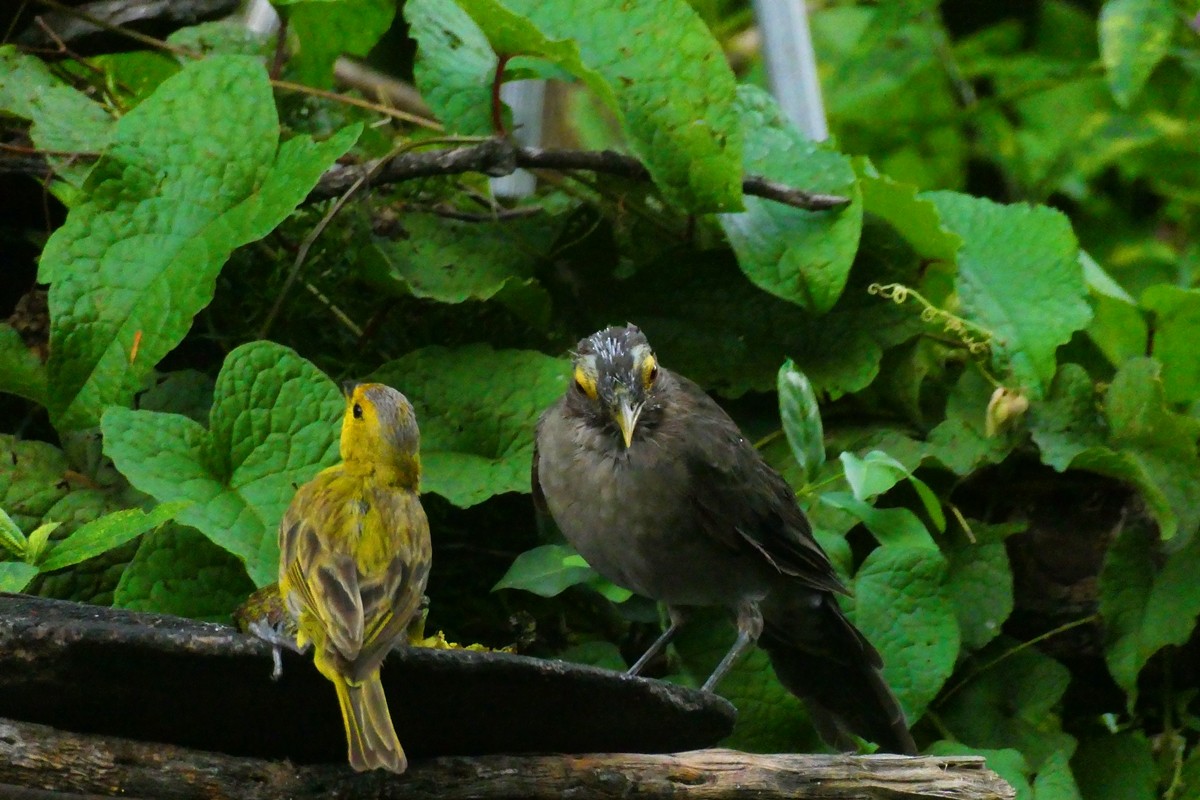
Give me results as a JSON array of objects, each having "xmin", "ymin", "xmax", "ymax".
[{"xmin": 532, "ymin": 325, "xmax": 916, "ymax": 755}]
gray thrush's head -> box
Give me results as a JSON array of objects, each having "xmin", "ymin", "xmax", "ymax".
[{"xmin": 567, "ymin": 325, "xmax": 666, "ymax": 449}]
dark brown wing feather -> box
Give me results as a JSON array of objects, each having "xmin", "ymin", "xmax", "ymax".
[{"xmin": 670, "ymin": 371, "xmax": 847, "ymax": 596}]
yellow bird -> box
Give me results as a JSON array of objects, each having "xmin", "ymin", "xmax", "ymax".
[{"xmin": 278, "ymin": 382, "xmax": 431, "ymax": 773}]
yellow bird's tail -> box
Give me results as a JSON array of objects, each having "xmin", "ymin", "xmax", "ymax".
[{"xmin": 334, "ymin": 671, "xmax": 406, "ymax": 773}]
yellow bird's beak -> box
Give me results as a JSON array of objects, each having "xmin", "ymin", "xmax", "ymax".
[{"xmin": 614, "ymin": 394, "xmax": 642, "ymax": 449}]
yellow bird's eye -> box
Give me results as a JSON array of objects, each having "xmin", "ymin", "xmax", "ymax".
[
  {"xmin": 573, "ymin": 365, "xmax": 598, "ymax": 399},
  {"xmin": 641, "ymin": 355, "xmax": 659, "ymax": 389}
]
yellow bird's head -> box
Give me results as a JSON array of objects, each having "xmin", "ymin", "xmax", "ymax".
[{"xmin": 339, "ymin": 382, "xmax": 421, "ymax": 476}]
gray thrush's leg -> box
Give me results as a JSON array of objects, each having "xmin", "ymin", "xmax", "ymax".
[
  {"xmin": 628, "ymin": 606, "xmax": 690, "ymax": 676},
  {"xmin": 701, "ymin": 601, "xmax": 763, "ymax": 692}
]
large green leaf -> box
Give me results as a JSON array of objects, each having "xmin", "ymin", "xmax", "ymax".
[
  {"xmin": 373, "ymin": 345, "xmax": 569, "ymax": 507},
  {"xmin": 404, "ymin": 0, "xmax": 498, "ymax": 134},
  {"xmin": 0, "ymin": 435, "xmax": 72, "ymax": 531},
  {"xmin": 1141, "ymin": 285, "xmax": 1200, "ymax": 404},
  {"xmin": 0, "ymin": 325, "xmax": 48, "ymax": 406},
  {"xmin": 37, "ymin": 501, "xmax": 189, "ymax": 572},
  {"xmin": 1099, "ymin": 517, "xmax": 1200, "ymax": 706},
  {"xmin": 1099, "ymin": 0, "xmax": 1175, "ymax": 108},
  {"xmin": 944, "ymin": 536, "xmax": 1015, "ymax": 652},
  {"xmin": 39, "ymin": 56, "xmax": 358, "ymax": 431},
  {"xmin": 101, "ymin": 342, "xmax": 343, "ymax": 587},
  {"xmin": 926, "ymin": 192, "xmax": 1089, "ymax": 398},
  {"xmin": 938, "ymin": 641, "xmax": 1075, "ymax": 770},
  {"xmin": 361, "ymin": 213, "xmax": 552, "ymax": 324},
  {"xmin": 854, "ymin": 160, "xmax": 962, "ymax": 264},
  {"xmin": 0, "ymin": 46, "xmax": 114, "ymax": 189},
  {"xmin": 852, "ymin": 545, "xmax": 959, "ymax": 724},
  {"xmin": 1071, "ymin": 732, "xmax": 1157, "ymax": 800},
  {"xmin": 719, "ymin": 86, "xmax": 862, "ymax": 313},
  {"xmin": 114, "ymin": 523, "xmax": 255, "ymax": 622},
  {"xmin": 492, "ymin": 543, "xmax": 595, "ymax": 597},
  {"xmin": 411, "ymin": 0, "xmax": 742, "ymax": 212},
  {"xmin": 285, "ymin": 0, "xmax": 395, "ymax": 88}
]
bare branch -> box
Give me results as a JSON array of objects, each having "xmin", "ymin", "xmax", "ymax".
[
  {"xmin": 312, "ymin": 139, "xmax": 850, "ymax": 211},
  {"xmin": 0, "ymin": 717, "xmax": 1013, "ymax": 800}
]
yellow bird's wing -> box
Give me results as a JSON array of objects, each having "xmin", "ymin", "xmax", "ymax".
[
  {"xmin": 347, "ymin": 483, "xmax": 431, "ymax": 681},
  {"xmin": 278, "ymin": 471, "xmax": 367, "ymax": 663}
]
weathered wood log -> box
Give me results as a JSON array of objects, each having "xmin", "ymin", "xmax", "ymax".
[{"xmin": 0, "ymin": 717, "xmax": 1012, "ymax": 800}]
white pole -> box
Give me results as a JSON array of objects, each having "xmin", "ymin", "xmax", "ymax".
[
  {"xmin": 491, "ymin": 80, "xmax": 547, "ymax": 198},
  {"xmin": 751, "ymin": 0, "xmax": 828, "ymax": 141}
]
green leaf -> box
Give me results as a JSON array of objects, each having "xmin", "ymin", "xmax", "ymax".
[
  {"xmin": 610, "ymin": 254, "xmax": 877, "ymax": 398},
  {"xmin": 777, "ymin": 360, "xmax": 825, "ymax": 484},
  {"xmin": 852, "ymin": 545, "xmax": 959, "ymax": 723},
  {"xmin": 0, "ymin": 562, "xmax": 39, "ymax": 593},
  {"xmin": 372, "ymin": 345, "xmax": 568, "ymax": 507},
  {"xmin": 1071, "ymin": 732, "xmax": 1157, "ymax": 800},
  {"xmin": 839, "ymin": 451, "xmax": 909, "ymax": 501},
  {"xmin": 0, "ymin": 325, "xmax": 47, "ymax": 405},
  {"xmin": 1099, "ymin": 517, "xmax": 1200, "ymax": 706},
  {"xmin": 137, "ymin": 370, "xmax": 215, "ymax": 423},
  {"xmin": 449, "ymin": 0, "xmax": 743, "ymax": 212},
  {"xmin": 492, "ymin": 543, "xmax": 597, "ymax": 596},
  {"xmin": 101, "ymin": 341, "xmax": 343, "ymax": 587},
  {"xmin": 0, "ymin": 508, "xmax": 27, "ymax": 559},
  {"xmin": 405, "ymin": 0, "xmax": 508, "ymax": 135},
  {"xmin": 362, "ymin": 213, "xmax": 551, "ymax": 324},
  {"xmin": 38, "ymin": 501, "xmax": 189, "ymax": 572},
  {"xmin": 0, "ymin": 435, "xmax": 72, "ymax": 531},
  {"xmin": 719, "ymin": 86, "xmax": 862, "ymax": 313},
  {"xmin": 926, "ymin": 192, "xmax": 1089, "ymax": 397},
  {"xmin": 167, "ymin": 20, "xmax": 273, "ymax": 59},
  {"xmin": 854, "ymin": 160, "xmax": 962, "ymax": 264},
  {"xmin": 944, "ymin": 539, "xmax": 1014, "ymax": 651},
  {"xmin": 39, "ymin": 56, "xmax": 358, "ymax": 431},
  {"xmin": 285, "ymin": 0, "xmax": 396, "ymax": 87},
  {"xmin": 24, "ymin": 521, "xmax": 61, "ymax": 564},
  {"xmin": 1176, "ymin": 742, "xmax": 1200, "ymax": 800},
  {"xmin": 0, "ymin": 46, "xmax": 114, "ymax": 188},
  {"xmin": 1093, "ymin": 358, "xmax": 1200, "ymax": 542},
  {"xmin": 1099, "ymin": 0, "xmax": 1175, "ymax": 108},
  {"xmin": 1030, "ymin": 364, "xmax": 1106, "ymax": 471},
  {"xmin": 822, "ymin": 494, "xmax": 935, "ymax": 549},
  {"xmin": 938, "ymin": 641, "xmax": 1074, "ymax": 769},
  {"xmin": 1141, "ymin": 285, "xmax": 1200, "ymax": 404},
  {"xmin": 1085, "ymin": 295, "xmax": 1146, "ymax": 370},
  {"xmin": 113, "ymin": 523, "xmax": 255, "ymax": 622},
  {"xmin": 928, "ymin": 368, "xmax": 1018, "ymax": 475},
  {"xmin": 1033, "ymin": 748, "xmax": 1082, "ymax": 800}
]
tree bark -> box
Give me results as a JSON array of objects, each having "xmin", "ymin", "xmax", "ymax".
[{"xmin": 0, "ymin": 716, "xmax": 1012, "ymax": 800}]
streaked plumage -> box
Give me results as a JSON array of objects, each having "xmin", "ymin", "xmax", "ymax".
[
  {"xmin": 279, "ymin": 382, "xmax": 431, "ymax": 773},
  {"xmin": 533, "ymin": 325, "xmax": 916, "ymax": 754}
]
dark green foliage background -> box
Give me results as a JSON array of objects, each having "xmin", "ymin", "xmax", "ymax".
[{"xmin": 3, "ymin": 1, "xmax": 1200, "ymax": 797}]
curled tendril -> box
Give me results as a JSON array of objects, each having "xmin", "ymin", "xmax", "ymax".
[{"xmin": 867, "ymin": 282, "xmax": 993, "ymax": 356}]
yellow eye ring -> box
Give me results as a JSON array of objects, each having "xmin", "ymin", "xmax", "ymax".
[
  {"xmin": 641, "ymin": 355, "xmax": 659, "ymax": 389},
  {"xmin": 574, "ymin": 365, "xmax": 598, "ymax": 399}
]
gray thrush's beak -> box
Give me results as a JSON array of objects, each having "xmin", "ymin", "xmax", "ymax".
[{"xmin": 614, "ymin": 392, "xmax": 642, "ymax": 449}]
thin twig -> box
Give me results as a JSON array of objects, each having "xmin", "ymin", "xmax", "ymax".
[
  {"xmin": 33, "ymin": 0, "xmax": 199, "ymax": 59},
  {"xmin": 257, "ymin": 163, "xmax": 377, "ymax": 339},
  {"xmin": 938, "ymin": 614, "xmax": 1100, "ymax": 703},
  {"xmin": 271, "ymin": 79, "xmax": 442, "ymax": 131}
]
